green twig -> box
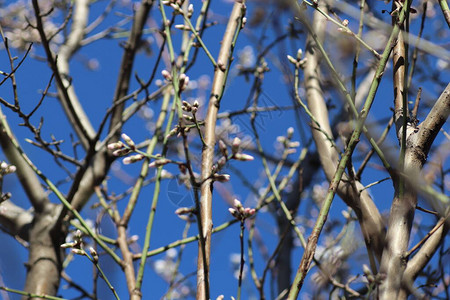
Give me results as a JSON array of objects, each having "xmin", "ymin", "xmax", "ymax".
[{"xmin": 0, "ymin": 286, "xmax": 68, "ymax": 300}]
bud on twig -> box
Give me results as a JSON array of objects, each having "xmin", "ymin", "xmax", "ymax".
[
  {"xmin": 89, "ymin": 247, "xmax": 99, "ymax": 263},
  {"xmin": 233, "ymin": 153, "xmax": 254, "ymax": 161},
  {"xmin": 241, "ymin": 17, "xmax": 247, "ymax": 29},
  {"xmin": 113, "ymin": 148, "xmax": 132, "ymax": 157},
  {"xmin": 123, "ymin": 154, "xmax": 145, "ymax": 165},
  {"xmin": 149, "ymin": 158, "xmax": 171, "ymax": 168},
  {"xmin": 175, "ymin": 207, "xmax": 196, "ymax": 216},
  {"xmin": 218, "ymin": 140, "xmax": 228, "ymax": 157},
  {"xmin": 71, "ymin": 248, "xmax": 86, "ymax": 256},
  {"xmin": 231, "ymin": 137, "xmax": 241, "ymax": 154},
  {"xmin": 297, "ymin": 49, "xmax": 303, "ymax": 60},
  {"xmin": 121, "ymin": 133, "xmax": 135, "ymax": 148},
  {"xmin": 213, "ymin": 173, "xmax": 230, "ymax": 182},
  {"xmin": 229, "ymin": 199, "xmax": 256, "ymax": 220},
  {"xmin": 107, "ymin": 141, "xmax": 124, "ymax": 150},
  {"xmin": 179, "ymin": 74, "xmax": 189, "ymax": 91},
  {"xmin": 217, "ymin": 156, "xmax": 227, "ymax": 169},
  {"xmin": 287, "ymin": 55, "xmax": 297, "ymax": 65},
  {"xmin": 162, "ymin": 69, "xmax": 172, "ymax": 81},
  {"xmin": 61, "ymin": 242, "xmax": 76, "ymax": 249},
  {"xmin": 187, "ymin": 4, "xmax": 194, "ymax": 17}
]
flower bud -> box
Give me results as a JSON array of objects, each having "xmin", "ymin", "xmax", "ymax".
[
  {"xmin": 107, "ymin": 141, "xmax": 124, "ymax": 150},
  {"xmin": 214, "ymin": 173, "xmax": 230, "ymax": 182},
  {"xmin": 121, "ymin": 133, "xmax": 135, "ymax": 148},
  {"xmin": 123, "ymin": 154, "xmax": 145, "ymax": 165},
  {"xmin": 113, "ymin": 148, "xmax": 132, "ymax": 157},
  {"xmin": 233, "ymin": 199, "xmax": 242, "ymax": 209},
  {"xmin": 162, "ymin": 69, "xmax": 172, "ymax": 81},
  {"xmin": 287, "ymin": 127, "xmax": 294, "ymax": 138},
  {"xmin": 4, "ymin": 164, "xmax": 16, "ymax": 174},
  {"xmin": 179, "ymin": 74, "xmax": 189, "ymax": 91},
  {"xmin": 228, "ymin": 208, "xmax": 239, "ymax": 219},
  {"xmin": 363, "ymin": 264, "xmax": 372, "ymax": 276},
  {"xmin": 241, "ymin": 17, "xmax": 247, "ymax": 29},
  {"xmin": 287, "ymin": 55, "xmax": 297, "ymax": 65},
  {"xmin": 296, "ymin": 49, "xmax": 303, "ymax": 60},
  {"xmin": 217, "ymin": 156, "xmax": 227, "ymax": 169},
  {"xmin": 218, "ymin": 140, "xmax": 228, "ymax": 157},
  {"xmin": 71, "ymin": 248, "xmax": 86, "ymax": 256},
  {"xmin": 182, "ymin": 100, "xmax": 191, "ymax": 112},
  {"xmin": 61, "ymin": 242, "xmax": 76, "ymax": 249},
  {"xmin": 175, "ymin": 207, "xmax": 195, "ymax": 215},
  {"xmin": 175, "ymin": 24, "xmax": 188, "ymax": 30},
  {"xmin": 149, "ymin": 158, "xmax": 171, "ymax": 168},
  {"xmin": 231, "ymin": 137, "xmax": 241, "ymax": 154},
  {"xmin": 89, "ymin": 247, "xmax": 99, "ymax": 263},
  {"xmin": 233, "ymin": 153, "xmax": 254, "ymax": 161},
  {"xmin": 187, "ymin": 4, "xmax": 194, "ymax": 17}
]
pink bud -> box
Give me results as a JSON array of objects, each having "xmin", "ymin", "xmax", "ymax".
[
  {"xmin": 162, "ymin": 69, "xmax": 172, "ymax": 81},
  {"xmin": 107, "ymin": 141, "xmax": 124, "ymax": 150},
  {"xmin": 149, "ymin": 158, "xmax": 171, "ymax": 168},
  {"xmin": 121, "ymin": 133, "xmax": 135, "ymax": 148},
  {"xmin": 113, "ymin": 148, "xmax": 132, "ymax": 157}
]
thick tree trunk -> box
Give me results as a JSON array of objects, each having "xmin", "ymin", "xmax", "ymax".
[{"xmin": 24, "ymin": 203, "xmax": 64, "ymax": 300}]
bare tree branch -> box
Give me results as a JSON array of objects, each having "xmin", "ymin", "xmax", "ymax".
[
  {"xmin": 378, "ymin": 82, "xmax": 449, "ymax": 299},
  {"xmin": 0, "ymin": 108, "xmax": 48, "ymax": 212},
  {"xmin": 198, "ymin": 3, "xmax": 246, "ymax": 299},
  {"xmin": 0, "ymin": 200, "xmax": 33, "ymax": 241},
  {"xmin": 301, "ymin": 3, "xmax": 385, "ymax": 264},
  {"xmin": 108, "ymin": 0, "xmax": 154, "ymax": 141},
  {"xmin": 32, "ymin": 0, "xmax": 95, "ymax": 150},
  {"xmin": 398, "ymin": 218, "xmax": 448, "ymax": 299}
]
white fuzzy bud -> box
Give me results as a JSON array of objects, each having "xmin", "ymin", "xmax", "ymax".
[
  {"xmin": 123, "ymin": 154, "xmax": 145, "ymax": 165},
  {"xmin": 161, "ymin": 69, "xmax": 172, "ymax": 81},
  {"xmin": 149, "ymin": 158, "xmax": 171, "ymax": 168},
  {"xmin": 233, "ymin": 153, "xmax": 254, "ymax": 161},
  {"xmin": 121, "ymin": 133, "xmax": 135, "ymax": 148}
]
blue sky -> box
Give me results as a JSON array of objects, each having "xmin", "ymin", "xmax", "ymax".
[{"xmin": 0, "ymin": 0, "xmax": 449, "ymax": 299}]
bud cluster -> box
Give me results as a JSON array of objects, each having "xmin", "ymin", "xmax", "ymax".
[
  {"xmin": 108, "ymin": 133, "xmax": 136, "ymax": 156},
  {"xmin": 182, "ymin": 100, "xmax": 199, "ymax": 113},
  {"xmin": 276, "ymin": 127, "xmax": 300, "ymax": 154},
  {"xmin": 287, "ymin": 48, "xmax": 308, "ymax": 69},
  {"xmin": 230, "ymin": 137, "xmax": 254, "ymax": 161},
  {"xmin": 166, "ymin": 124, "xmax": 191, "ymax": 139},
  {"xmin": 228, "ymin": 199, "xmax": 256, "ymax": 221},
  {"xmin": 212, "ymin": 137, "xmax": 254, "ymax": 182},
  {"xmin": 162, "ymin": 0, "xmax": 184, "ymax": 13},
  {"xmin": 60, "ymin": 229, "xmax": 99, "ymax": 263},
  {"xmin": 178, "ymin": 73, "xmax": 189, "ymax": 91},
  {"xmin": 0, "ymin": 161, "xmax": 16, "ymax": 175},
  {"xmin": 61, "ymin": 229, "xmax": 84, "ymax": 251},
  {"xmin": 108, "ymin": 133, "xmax": 152, "ymax": 166}
]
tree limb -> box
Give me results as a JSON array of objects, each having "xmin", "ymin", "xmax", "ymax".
[{"xmin": 198, "ymin": 3, "xmax": 246, "ymax": 299}]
